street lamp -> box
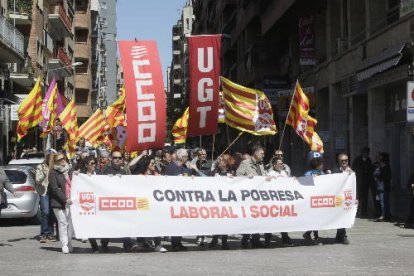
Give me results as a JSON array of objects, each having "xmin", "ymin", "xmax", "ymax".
[{"xmin": 48, "ymin": 61, "xmax": 84, "ymax": 72}]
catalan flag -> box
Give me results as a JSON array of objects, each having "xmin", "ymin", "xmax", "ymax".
[
  {"xmin": 16, "ymin": 78, "xmax": 43, "ymax": 141},
  {"xmin": 78, "ymin": 109, "xmax": 107, "ymax": 147},
  {"xmin": 105, "ymin": 85, "xmax": 126, "ymax": 128},
  {"xmin": 172, "ymin": 107, "xmax": 189, "ymax": 144},
  {"xmin": 286, "ymin": 80, "xmax": 323, "ymax": 153},
  {"xmin": 40, "ymin": 81, "xmax": 59, "ymax": 138},
  {"xmin": 58, "ymin": 99, "xmax": 79, "ymax": 156},
  {"xmin": 221, "ymin": 77, "xmax": 277, "ymax": 135}
]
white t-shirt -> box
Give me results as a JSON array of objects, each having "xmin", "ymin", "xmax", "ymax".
[{"xmin": 267, "ymin": 169, "xmax": 289, "ymax": 178}]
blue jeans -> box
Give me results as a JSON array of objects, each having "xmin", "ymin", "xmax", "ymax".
[
  {"xmin": 376, "ymin": 190, "xmax": 390, "ymax": 218},
  {"xmin": 39, "ymin": 195, "xmax": 55, "ymax": 236}
]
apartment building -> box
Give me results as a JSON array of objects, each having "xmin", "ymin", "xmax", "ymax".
[{"xmin": 169, "ymin": 1, "xmax": 194, "ymax": 131}]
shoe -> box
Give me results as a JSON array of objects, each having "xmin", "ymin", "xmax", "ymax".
[
  {"xmin": 39, "ymin": 235, "xmax": 47, "ymax": 243},
  {"xmin": 68, "ymin": 243, "xmax": 74, "ymax": 253},
  {"xmin": 196, "ymin": 236, "xmax": 205, "ymax": 246},
  {"xmin": 101, "ymin": 243, "xmax": 109, "ymax": 252},
  {"xmin": 155, "ymin": 245, "xmax": 168, "ymax": 253},
  {"xmin": 171, "ymin": 244, "xmax": 187, "ymax": 252},
  {"xmin": 81, "ymin": 239, "xmax": 88, "ymax": 243},
  {"xmin": 251, "ymin": 241, "xmax": 265, "ymax": 248},
  {"xmin": 303, "ymin": 232, "xmax": 312, "ymax": 240},
  {"xmin": 241, "ymin": 240, "xmax": 249, "ymax": 249},
  {"xmin": 209, "ymin": 238, "xmax": 218, "ymax": 248},
  {"xmin": 221, "ymin": 243, "xmax": 230, "ymax": 250},
  {"xmin": 129, "ymin": 242, "xmax": 144, "ymax": 252},
  {"xmin": 264, "ymin": 240, "xmax": 271, "ymax": 248},
  {"xmin": 47, "ymin": 235, "xmax": 57, "ymax": 242},
  {"xmin": 91, "ymin": 247, "xmax": 99, "ymax": 253},
  {"xmin": 374, "ymin": 216, "xmax": 384, "ymax": 222},
  {"xmin": 336, "ymin": 237, "xmax": 350, "ymax": 245},
  {"xmin": 282, "ymin": 237, "xmax": 294, "ymax": 247},
  {"xmin": 314, "ymin": 237, "xmax": 322, "ymax": 245},
  {"xmin": 62, "ymin": 246, "xmax": 69, "ymax": 254}
]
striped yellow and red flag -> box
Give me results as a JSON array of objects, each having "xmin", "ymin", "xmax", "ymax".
[
  {"xmin": 105, "ymin": 85, "xmax": 126, "ymax": 128},
  {"xmin": 221, "ymin": 77, "xmax": 277, "ymax": 135},
  {"xmin": 78, "ymin": 109, "xmax": 107, "ymax": 147},
  {"xmin": 172, "ymin": 107, "xmax": 189, "ymax": 144},
  {"xmin": 58, "ymin": 99, "xmax": 79, "ymax": 138},
  {"xmin": 58, "ymin": 99, "xmax": 79, "ymax": 156},
  {"xmin": 40, "ymin": 83, "xmax": 58, "ymax": 138},
  {"xmin": 286, "ymin": 80, "xmax": 323, "ymax": 152},
  {"xmin": 16, "ymin": 78, "xmax": 43, "ymax": 141}
]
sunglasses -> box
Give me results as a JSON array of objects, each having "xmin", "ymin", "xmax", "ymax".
[
  {"xmin": 275, "ymin": 154, "xmax": 283, "ymax": 157},
  {"xmin": 88, "ymin": 162, "xmax": 96, "ymax": 166},
  {"xmin": 112, "ymin": 156, "xmax": 123, "ymax": 160},
  {"xmin": 55, "ymin": 158, "xmax": 65, "ymax": 162},
  {"xmin": 340, "ymin": 159, "xmax": 348, "ymax": 162}
]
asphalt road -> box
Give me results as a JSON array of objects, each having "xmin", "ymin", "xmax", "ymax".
[{"xmin": 0, "ymin": 218, "xmax": 413, "ymax": 275}]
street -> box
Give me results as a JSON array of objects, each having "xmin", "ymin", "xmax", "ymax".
[{"xmin": 0, "ymin": 219, "xmax": 413, "ymax": 275}]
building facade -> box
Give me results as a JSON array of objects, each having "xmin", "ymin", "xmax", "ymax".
[{"xmin": 190, "ymin": 0, "xmax": 414, "ymax": 218}]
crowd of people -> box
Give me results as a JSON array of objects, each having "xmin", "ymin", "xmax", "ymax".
[{"xmin": 2, "ymin": 137, "xmax": 413, "ymax": 254}]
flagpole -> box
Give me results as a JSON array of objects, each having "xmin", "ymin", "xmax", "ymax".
[
  {"xmin": 278, "ymin": 79, "xmax": 299, "ymax": 150},
  {"xmin": 211, "ymin": 134, "xmax": 216, "ymax": 163},
  {"xmin": 218, "ymin": 131, "xmax": 244, "ymax": 158}
]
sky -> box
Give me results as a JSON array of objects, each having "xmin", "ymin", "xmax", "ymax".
[{"xmin": 116, "ymin": 0, "xmax": 188, "ymax": 85}]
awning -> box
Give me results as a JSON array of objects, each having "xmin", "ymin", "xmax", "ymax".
[
  {"xmin": 356, "ymin": 55, "xmax": 402, "ymax": 81},
  {"xmin": 356, "ymin": 41, "xmax": 411, "ymax": 81}
]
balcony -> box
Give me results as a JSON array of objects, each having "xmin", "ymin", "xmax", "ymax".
[
  {"xmin": 75, "ymin": 43, "xmax": 90, "ymax": 59},
  {"xmin": 7, "ymin": 0, "xmax": 32, "ymax": 25},
  {"xmin": 75, "ymin": 74, "xmax": 90, "ymax": 89},
  {"xmin": 173, "ymin": 78, "xmax": 182, "ymax": 85},
  {"xmin": 74, "ymin": 12, "xmax": 89, "ymax": 28},
  {"xmin": 0, "ymin": 14, "xmax": 24, "ymax": 62},
  {"xmin": 43, "ymin": 30, "xmax": 54, "ymax": 54},
  {"xmin": 48, "ymin": 48, "xmax": 72, "ymax": 78},
  {"xmin": 10, "ymin": 60, "xmax": 35, "ymax": 88},
  {"xmin": 48, "ymin": 4, "xmax": 72, "ymax": 39},
  {"xmin": 173, "ymin": 49, "xmax": 181, "ymax": 56}
]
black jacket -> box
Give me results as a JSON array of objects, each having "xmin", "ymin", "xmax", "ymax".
[{"xmin": 48, "ymin": 169, "xmax": 71, "ymax": 209}]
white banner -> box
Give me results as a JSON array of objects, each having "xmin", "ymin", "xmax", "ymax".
[{"xmin": 71, "ymin": 173, "xmax": 357, "ymax": 239}]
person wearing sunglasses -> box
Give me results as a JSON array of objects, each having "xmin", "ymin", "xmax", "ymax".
[
  {"xmin": 100, "ymin": 150, "xmax": 134, "ymax": 252},
  {"xmin": 332, "ymin": 153, "xmax": 352, "ymax": 245},
  {"xmin": 266, "ymin": 149, "xmax": 291, "ymax": 177},
  {"xmin": 48, "ymin": 152, "xmax": 74, "ymax": 254}
]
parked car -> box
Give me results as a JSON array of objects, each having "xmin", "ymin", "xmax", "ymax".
[
  {"xmin": 8, "ymin": 152, "xmax": 44, "ymax": 169},
  {"xmin": 0, "ymin": 166, "xmax": 40, "ymax": 223}
]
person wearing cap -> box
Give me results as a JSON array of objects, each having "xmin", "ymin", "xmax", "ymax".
[
  {"xmin": 352, "ymin": 147, "xmax": 375, "ymax": 218},
  {"xmin": 303, "ymin": 151, "xmax": 325, "ymax": 243},
  {"xmin": 332, "ymin": 153, "xmax": 352, "ymax": 245}
]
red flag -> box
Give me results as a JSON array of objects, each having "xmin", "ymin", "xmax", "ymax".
[
  {"xmin": 187, "ymin": 35, "xmax": 221, "ymax": 136},
  {"xmin": 118, "ymin": 40, "xmax": 166, "ymax": 151}
]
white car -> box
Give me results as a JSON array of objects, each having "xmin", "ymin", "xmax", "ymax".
[
  {"xmin": 8, "ymin": 152, "xmax": 45, "ymax": 169},
  {"xmin": 1, "ymin": 166, "xmax": 40, "ymax": 223}
]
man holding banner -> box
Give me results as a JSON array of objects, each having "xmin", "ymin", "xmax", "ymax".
[{"xmin": 236, "ymin": 145, "xmax": 268, "ymax": 248}]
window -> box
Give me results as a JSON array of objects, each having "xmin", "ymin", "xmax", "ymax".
[
  {"xmin": 75, "ymin": 89, "xmax": 89, "ymax": 104},
  {"xmin": 75, "ymin": 0, "xmax": 88, "ymax": 12},
  {"xmin": 75, "ymin": 59, "xmax": 88, "ymax": 74},
  {"xmin": 75, "ymin": 28, "xmax": 88, "ymax": 43},
  {"xmin": 5, "ymin": 170, "xmax": 27, "ymax": 184}
]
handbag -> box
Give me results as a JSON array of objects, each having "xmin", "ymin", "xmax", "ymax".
[{"xmin": 0, "ymin": 190, "xmax": 8, "ymax": 209}]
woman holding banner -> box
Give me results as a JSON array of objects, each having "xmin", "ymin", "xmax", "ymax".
[{"xmin": 209, "ymin": 154, "xmax": 235, "ymax": 250}]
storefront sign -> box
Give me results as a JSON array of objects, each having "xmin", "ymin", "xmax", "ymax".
[{"xmin": 299, "ymin": 15, "xmax": 316, "ymax": 66}]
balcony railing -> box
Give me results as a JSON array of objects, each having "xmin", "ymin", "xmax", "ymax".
[
  {"xmin": 0, "ymin": 14, "xmax": 24, "ymax": 57},
  {"xmin": 54, "ymin": 47, "xmax": 71, "ymax": 66},
  {"xmin": 51, "ymin": 4, "xmax": 72, "ymax": 32},
  {"xmin": 43, "ymin": 30, "xmax": 54, "ymax": 53}
]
